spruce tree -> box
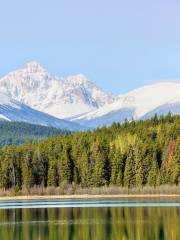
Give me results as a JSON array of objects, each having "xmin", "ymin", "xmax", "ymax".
[
  {"xmin": 135, "ymin": 146, "xmax": 144, "ymax": 187},
  {"xmin": 124, "ymin": 147, "xmax": 136, "ymax": 188},
  {"xmin": 58, "ymin": 144, "xmax": 73, "ymax": 185},
  {"xmin": 147, "ymin": 153, "xmax": 159, "ymax": 186},
  {"xmin": 48, "ymin": 157, "xmax": 59, "ymax": 187},
  {"xmin": 171, "ymin": 141, "xmax": 180, "ymax": 185}
]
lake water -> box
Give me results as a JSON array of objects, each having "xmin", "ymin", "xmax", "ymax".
[{"xmin": 0, "ymin": 198, "xmax": 179, "ymax": 240}]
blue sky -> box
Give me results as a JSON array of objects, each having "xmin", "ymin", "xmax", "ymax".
[{"xmin": 0, "ymin": 0, "xmax": 180, "ymax": 93}]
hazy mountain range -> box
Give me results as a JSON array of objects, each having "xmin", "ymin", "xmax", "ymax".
[
  {"xmin": 0, "ymin": 92, "xmax": 83, "ymax": 131},
  {"xmin": 0, "ymin": 62, "xmax": 179, "ymax": 130}
]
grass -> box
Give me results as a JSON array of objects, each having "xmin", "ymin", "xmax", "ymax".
[{"xmin": 0, "ymin": 184, "xmax": 180, "ymax": 197}]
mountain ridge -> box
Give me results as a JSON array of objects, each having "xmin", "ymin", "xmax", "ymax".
[
  {"xmin": 0, "ymin": 62, "xmax": 180, "ymax": 129},
  {"xmin": 0, "ymin": 92, "xmax": 85, "ymax": 131},
  {"xmin": 0, "ymin": 121, "xmax": 68, "ymax": 147},
  {"xmin": 0, "ymin": 62, "xmax": 116, "ymax": 118},
  {"xmin": 71, "ymin": 81, "xmax": 180, "ymax": 127}
]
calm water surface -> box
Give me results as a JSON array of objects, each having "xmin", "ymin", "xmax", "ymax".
[{"xmin": 0, "ymin": 198, "xmax": 179, "ymax": 240}]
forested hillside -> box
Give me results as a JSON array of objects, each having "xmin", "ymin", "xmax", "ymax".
[
  {"xmin": 0, "ymin": 121, "xmax": 67, "ymax": 147},
  {"xmin": 0, "ymin": 114, "xmax": 179, "ymax": 191}
]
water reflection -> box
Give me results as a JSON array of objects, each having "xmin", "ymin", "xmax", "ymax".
[{"xmin": 0, "ymin": 206, "xmax": 179, "ymax": 240}]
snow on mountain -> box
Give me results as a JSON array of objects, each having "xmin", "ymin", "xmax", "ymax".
[
  {"xmin": 0, "ymin": 62, "xmax": 116, "ymax": 118},
  {"xmin": 71, "ymin": 82, "xmax": 180, "ymax": 128},
  {"xmin": 0, "ymin": 92, "xmax": 85, "ymax": 131},
  {"xmin": 142, "ymin": 99, "xmax": 180, "ymax": 120},
  {"xmin": 0, "ymin": 62, "xmax": 179, "ymax": 129}
]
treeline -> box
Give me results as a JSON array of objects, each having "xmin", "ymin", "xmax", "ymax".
[
  {"xmin": 0, "ymin": 121, "xmax": 67, "ymax": 147},
  {"xmin": 0, "ymin": 114, "xmax": 179, "ymax": 191}
]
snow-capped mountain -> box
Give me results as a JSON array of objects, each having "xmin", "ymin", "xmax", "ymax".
[
  {"xmin": 0, "ymin": 62, "xmax": 116, "ymax": 118},
  {"xmin": 0, "ymin": 92, "xmax": 84, "ymax": 131},
  {"xmin": 142, "ymin": 100, "xmax": 180, "ymax": 120},
  {"xmin": 0, "ymin": 62, "xmax": 179, "ymax": 129},
  {"xmin": 71, "ymin": 82, "xmax": 180, "ymax": 128}
]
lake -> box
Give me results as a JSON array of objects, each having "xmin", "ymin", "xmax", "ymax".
[{"xmin": 0, "ymin": 198, "xmax": 179, "ymax": 240}]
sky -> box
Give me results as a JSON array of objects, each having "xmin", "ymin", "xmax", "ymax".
[{"xmin": 0, "ymin": 0, "xmax": 180, "ymax": 93}]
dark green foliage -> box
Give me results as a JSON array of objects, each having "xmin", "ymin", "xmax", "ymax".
[
  {"xmin": 0, "ymin": 115, "xmax": 179, "ymax": 190},
  {"xmin": 0, "ymin": 121, "xmax": 68, "ymax": 147},
  {"xmin": 147, "ymin": 153, "xmax": 159, "ymax": 186},
  {"xmin": 124, "ymin": 147, "xmax": 136, "ymax": 188}
]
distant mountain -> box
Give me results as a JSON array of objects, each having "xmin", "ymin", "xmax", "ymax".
[
  {"xmin": 0, "ymin": 93, "xmax": 84, "ymax": 131},
  {"xmin": 0, "ymin": 62, "xmax": 116, "ymax": 118},
  {"xmin": 0, "ymin": 62, "xmax": 180, "ymax": 129},
  {"xmin": 0, "ymin": 121, "xmax": 67, "ymax": 147},
  {"xmin": 142, "ymin": 101, "xmax": 180, "ymax": 120},
  {"xmin": 71, "ymin": 82, "xmax": 180, "ymax": 128}
]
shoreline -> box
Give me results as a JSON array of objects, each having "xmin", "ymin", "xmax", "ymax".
[{"xmin": 0, "ymin": 194, "xmax": 180, "ymax": 201}]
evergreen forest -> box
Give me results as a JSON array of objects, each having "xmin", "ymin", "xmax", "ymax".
[
  {"xmin": 0, "ymin": 121, "xmax": 67, "ymax": 147},
  {"xmin": 0, "ymin": 114, "xmax": 179, "ymax": 191}
]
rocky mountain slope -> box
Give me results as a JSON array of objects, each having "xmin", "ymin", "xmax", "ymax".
[
  {"xmin": 0, "ymin": 62, "xmax": 116, "ymax": 118},
  {"xmin": 0, "ymin": 93, "xmax": 84, "ymax": 131},
  {"xmin": 71, "ymin": 82, "xmax": 180, "ymax": 127},
  {"xmin": 0, "ymin": 62, "xmax": 179, "ymax": 129}
]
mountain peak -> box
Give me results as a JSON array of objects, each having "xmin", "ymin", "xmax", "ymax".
[
  {"xmin": 24, "ymin": 61, "xmax": 47, "ymax": 73},
  {"xmin": 0, "ymin": 63, "xmax": 115, "ymax": 118},
  {"xmin": 66, "ymin": 73, "xmax": 91, "ymax": 85}
]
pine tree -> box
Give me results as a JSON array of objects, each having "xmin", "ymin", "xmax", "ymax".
[
  {"xmin": 147, "ymin": 153, "xmax": 159, "ymax": 186},
  {"xmin": 171, "ymin": 141, "xmax": 180, "ymax": 185},
  {"xmin": 32, "ymin": 147, "xmax": 44, "ymax": 186},
  {"xmin": 48, "ymin": 157, "xmax": 59, "ymax": 187},
  {"xmin": 22, "ymin": 149, "xmax": 34, "ymax": 190},
  {"xmin": 89, "ymin": 141, "xmax": 107, "ymax": 187},
  {"xmin": 58, "ymin": 144, "xmax": 73, "ymax": 185},
  {"xmin": 79, "ymin": 151, "xmax": 91, "ymax": 187},
  {"xmin": 124, "ymin": 147, "xmax": 136, "ymax": 188},
  {"xmin": 110, "ymin": 147, "xmax": 124, "ymax": 186},
  {"xmin": 135, "ymin": 146, "xmax": 144, "ymax": 187}
]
